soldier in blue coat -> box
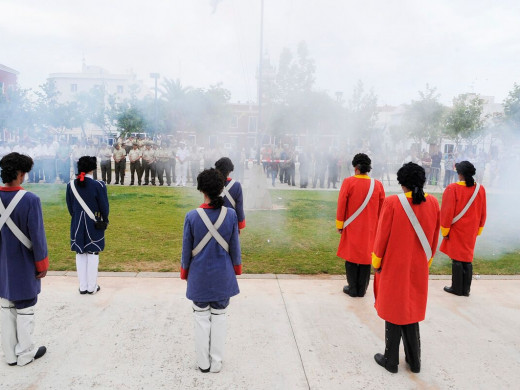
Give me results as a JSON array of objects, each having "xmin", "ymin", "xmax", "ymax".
[
  {"xmin": 66, "ymin": 156, "xmax": 109, "ymax": 295},
  {"xmin": 181, "ymin": 168, "xmax": 242, "ymax": 373},
  {"xmin": 215, "ymin": 157, "xmax": 246, "ymax": 231},
  {"xmin": 0, "ymin": 152, "xmax": 48, "ymax": 366}
]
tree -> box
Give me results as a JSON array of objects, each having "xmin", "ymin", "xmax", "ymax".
[
  {"xmin": 345, "ymin": 80, "xmax": 378, "ymax": 148},
  {"xmin": 0, "ymin": 86, "xmax": 36, "ymax": 140},
  {"xmin": 403, "ymin": 85, "xmax": 447, "ymax": 145},
  {"xmin": 444, "ymin": 94, "xmax": 484, "ymax": 146},
  {"xmin": 503, "ymin": 82, "xmax": 520, "ymax": 131},
  {"xmin": 116, "ymin": 106, "xmax": 147, "ymax": 138}
]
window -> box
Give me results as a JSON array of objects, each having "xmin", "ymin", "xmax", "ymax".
[
  {"xmin": 248, "ymin": 116, "xmax": 257, "ymax": 132},
  {"xmin": 70, "ymin": 84, "xmax": 78, "ymax": 93},
  {"xmin": 230, "ymin": 115, "xmax": 238, "ymax": 128},
  {"xmin": 117, "ymin": 85, "xmax": 124, "ymax": 94}
]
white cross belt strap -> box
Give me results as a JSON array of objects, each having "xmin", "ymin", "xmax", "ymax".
[
  {"xmin": 192, "ymin": 207, "xmax": 229, "ymax": 256},
  {"xmin": 452, "ymin": 183, "xmax": 480, "ymax": 224},
  {"xmin": 221, "ymin": 179, "xmax": 236, "ymax": 208},
  {"xmin": 343, "ymin": 178, "xmax": 375, "ymax": 229},
  {"xmin": 398, "ymin": 193, "xmax": 432, "ymax": 262},
  {"xmin": 70, "ymin": 180, "xmax": 96, "ymax": 221},
  {"xmin": 0, "ymin": 190, "xmax": 33, "ymax": 250}
]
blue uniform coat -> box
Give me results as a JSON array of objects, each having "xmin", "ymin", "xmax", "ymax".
[
  {"xmin": 66, "ymin": 177, "xmax": 109, "ymax": 253},
  {"xmin": 0, "ymin": 187, "xmax": 49, "ymax": 301},
  {"xmin": 181, "ymin": 205, "xmax": 241, "ymax": 302},
  {"xmin": 223, "ymin": 178, "xmax": 246, "ymax": 229}
]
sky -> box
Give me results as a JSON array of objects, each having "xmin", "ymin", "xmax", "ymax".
[{"xmin": 1, "ymin": 0, "xmax": 519, "ymax": 107}]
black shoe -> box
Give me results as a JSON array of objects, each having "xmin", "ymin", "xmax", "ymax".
[
  {"xmin": 8, "ymin": 362, "xmax": 16, "ymax": 366},
  {"xmin": 342, "ymin": 285, "xmax": 357, "ymax": 297},
  {"xmin": 88, "ymin": 285, "xmax": 101, "ymax": 295},
  {"xmin": 405, "ymin": 356, "xmax": 420, "ymax": 373},
  {"xmin": 374, "ymin": 353, "xmax": 398, "ymax": 373},
  {"xmin": 463, "ymin": 291, "xmax": 470, "ymax": 297},
  {"xmin": 130, "ymin": 183, "xmax": 134, "ymax": 186},
  {"xmin": 199, "ymin": 367, "xmax": 210, "ymax": 373},
  {"xmin": 443, "ymin": 286, "xmax": 463, "ymax": 296},
  {"xmin": 79, "ymin": 289, "xmax": 88, "ymax": 295},
  {"xmin": 34, "ymin": 346, "xmax": 46, "ymax": 360}
]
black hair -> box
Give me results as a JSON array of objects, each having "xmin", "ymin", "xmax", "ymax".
[
  {"xmin": 0, "ymin": 152, "xmax": 34, "ymax": 184},
  {"xmin": 214, "ymin": 157, "xmax": 234, "ymax": 178},
  {"xmin": 397, "ymin": 162, "xmax": 426, "ymax": 204},
  {"xmin": 455, "ymin": 161, "xmax": 476, "ymax": 187},
  {"xmin": 197, "ymin": 168, "xmax": 225, "ymax": 208},
  {"xmin": 75, "ymin": 156, "xmax": 97, "ymax": 188},
  {"xmin": 352, "ymin": 153, "xmax": 372, "ymax": 173}
]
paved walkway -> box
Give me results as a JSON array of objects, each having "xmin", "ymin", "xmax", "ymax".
[{"xmin": 3, "ymin": 274, "xmax": 520, "ymax": 389}]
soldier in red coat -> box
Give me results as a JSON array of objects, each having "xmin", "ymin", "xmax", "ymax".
[
  {"xmin": 336, "ymin": 153, "xmax": 385, "ymax": 297},
  {"xmin": 372, "ymin": 163, "xmax": 440, "ymax": 374},
  {"xmin": 441, "ymin": 161, "xmax": 486, "ymax": 296}
]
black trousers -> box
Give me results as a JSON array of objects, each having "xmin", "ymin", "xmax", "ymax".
[
  {"xmin": 130, "ymin": 161, "xmax": 142, "ymax": 184},
  {"xmin": 450, "ymin": 259, "xmax": 473, "ymax": 295},
  {"xmin": 384, "ymin": 321, "xmax": 421, "ymax": 372},
  {"xmin": 344, "ymin": 261, "xmax": 371, "ymax": 297},
  {"xmin": 143, "ymin": 161, "xmax": 156, "ymax": 185},
  {"xmin": 114, "ymin": 159, "xmax": 126, "ymax": 184}
]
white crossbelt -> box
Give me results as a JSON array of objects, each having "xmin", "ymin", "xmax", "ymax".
[
  {"xmin": 221, "ymin": 179, "xmax": 236, "ymax": 208},
  {"xmin": 398, "ymin": 193, "xmax": 432, "ymax": 262},
  {"xmin": 343, "ymin": 178, "xmax": 375, "ymax": 229},
  {"xmin": 192, "ymin": 207, "xmax": 229, "ymax": 256},
  {"xmin": 0, "ymin": 190, "xmax": 33, "ymax": 250},
  {"xmin": 70, "ymin": 180, "xmax": 96, "ymax": 221},
  {"xmin": 452, "ymin": 183, "xmax": 480, "ymax": 224}
]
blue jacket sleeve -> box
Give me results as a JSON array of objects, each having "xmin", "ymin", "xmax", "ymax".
[
  {"xmin": 97, "ymin": 182, "xmax": 110, "ymax": 224},
  {"xmin": 229, "ymin": 212, "xmax": 241, "ymax": 266},
  {"xmin": 27, "ymin": 196, "xmax": 49, "ymax": 270},
  {"xmin": 181, "ymin": 214, "xmax": 193, "ymax": 270}
]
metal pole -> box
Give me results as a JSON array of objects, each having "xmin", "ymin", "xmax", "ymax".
[{"xmin": 257, "ymin": 0, "xmax": 264, "ymax": 163}]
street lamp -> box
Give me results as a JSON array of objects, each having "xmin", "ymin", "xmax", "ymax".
[{"xmin": 150, "ymin": 73, "xmax": 160, "ymax": 135}]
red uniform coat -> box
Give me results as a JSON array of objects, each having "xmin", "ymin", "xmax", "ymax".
[
  {"xmin": 372, "ymin": 193, "xmax": 440, "ymax": 325},
  {"xmin": 440, "ymin": 182, "xmax": 486, "ymax": 263},
  {"xmin": 336, "ymin": 175, "xmax": 385, "ymax": 264}
]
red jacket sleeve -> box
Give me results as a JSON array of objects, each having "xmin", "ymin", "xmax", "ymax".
[
  {"xmin": 440, "ymin": 186, "xmax": 456, "ymax": 236},
  {"xmin": 372, "ymin": 198, "xmax": 393, "ymax": 268}
]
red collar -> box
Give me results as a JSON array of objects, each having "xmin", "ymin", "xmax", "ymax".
[
  {"xmin": 226, "ymin": 177, "xmax": 232, "ymax": 181},
  {"xmin": 0, "ymin": 186, "xmax": 24, "ymax": 192},
  {"xmin": 199, "ymin": 203, "xmax": 214, "ymax": 209}
]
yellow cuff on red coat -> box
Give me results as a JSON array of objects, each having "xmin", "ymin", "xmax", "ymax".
[
  {"xmin": 428, "ymin": 258, "xmax": 433, "ymax": 268},
  {"xmin": 336, "ymin": 220, "xmax": 344, "ymax": 230},
  {"xmin": 441, "ymin": 226, "xmax": 450, "ymax": 237},
  {"xmin": 180, "ymin": 267, "xmax": 189, "ymax": 280},
  {"xmin": 372, "ymin": 253, "xmax": 382, "ymax": 269},
  {"xmin": 234, "ymin": 264, "xmax": 242, "ymax": 275},
  {"xmin": 238, "ymin": 220, "xmax": 246, "ymax": 230},
  {"xmin": 478, "ymin": 227, "xmax": 484, "ymax": 236},
  {"xmin": 35, "ymin": 256, "xmax": 49, "ymax": 273}
]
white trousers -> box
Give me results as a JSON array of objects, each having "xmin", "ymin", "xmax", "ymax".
[
  {"xmin": 193, "ymin": 304, "xmax": 227, "ymax": 372},
  {"xmin": 1, "ymin": 298, "xmax": 37, "ymax": 366},
  {"xmin": 176, "ymin": 162, "xmax": 188, "ymax": 186},
  {"xmin": 76, "ymin": 253, "xmax": 99, "ymax": 293}
]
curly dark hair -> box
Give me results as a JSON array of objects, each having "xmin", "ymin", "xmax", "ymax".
[
  {"xmin": 214, "ymin": 157, "xmax": 234, "ymax": 178},
  {"xmin": 0, "ymin": 152, "xmax": 34, "ymax": 184},
  {"xmin": 76, "ymin": 156, "xmax": 97, "ymax": 187},
  {"xmin": 397, "ymin": 162, "xmax": 426, "ymax": 204},
  {"xmin": 455, "ymin": 161, "xmax": 476, "ymax": 187},
  {"xmin": 197, "ymin": 168, "xmax": 225, "ymax": 208},
  {"xmin": 352, "ymin": 153, "xmax": 372, "ymax": 173}
]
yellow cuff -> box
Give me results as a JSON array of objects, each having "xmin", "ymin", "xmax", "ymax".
[
  {"xmin": 372, "ymin": 253, "xmax": 382, "ymax": 269},
  {"xmin": 428, "ymin": 258, "xmax": 433, "ymax": 268},
  {"xmin": 336, "ymin": 220, "xmax": 344, "ymax": 230},
  {"xmin": 441, "ymin": 226, "xmax": 450, "ymax": 237},
  {"xmin": 478, "ymin": 227, "xmax": 484, "ymax": 236}
]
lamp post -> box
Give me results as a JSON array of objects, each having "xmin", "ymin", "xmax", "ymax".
[
  {"xmin": 256, "ymin": 0, "xmax": 264, "ymax": 163},
  {"xmin": 149, "ymin": 73, "xmax": 160, "ymax": 135}
]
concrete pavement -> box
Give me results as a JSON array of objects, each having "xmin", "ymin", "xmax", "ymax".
[{"xmin": 2, "ymin": 274, "xmax": 520, "ymax": 389}]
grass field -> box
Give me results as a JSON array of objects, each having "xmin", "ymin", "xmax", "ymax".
[{"xmin": 30, "ymin": 184, "xmax": 520, "ymax": 275}]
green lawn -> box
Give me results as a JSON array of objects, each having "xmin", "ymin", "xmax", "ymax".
[{"xmin": 29, "ymin": 184, "xmax": 520, "ymax": 274}]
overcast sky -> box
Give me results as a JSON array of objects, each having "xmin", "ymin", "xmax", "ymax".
[{"xmin": 1, "ymin": 0, "xmax": 519, "ymax": 106}]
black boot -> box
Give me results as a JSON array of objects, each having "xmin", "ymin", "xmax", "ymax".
[
  {"xmin": 401, "ymin": 323, "xmax": 421, "ymax": 373},
  {"xmin": 462, "ymin": 262, "xmax": 472, "ymax": 296},
  {"xmin": 356, "ymin": 264, "xmax": 371, "ymax": 297},
  {"xmin": 444, "ymin": 260, "xmax": 464, "ymax": 296},
  {"xmin": 344, "ymin": 261, "xmax": 358, "ymax": 297},
  {"xmin": 378, "ymin": 321, "xmax": 400, "ymax": 373}
]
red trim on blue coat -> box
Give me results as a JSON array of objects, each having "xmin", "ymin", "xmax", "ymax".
[
  {"xmin": 180, "ymin": 267, "xmax": 189, "ymax": 280},
  {"xmin": 0, "ymin": 186, "xmax": 24, "ymax": 192},
  {"xmin": 234, "ymin": 264, "xmax": 242, "ymax": 275},
  {"xmin": 238, "ymin": 220, "xmax": 246, "ymax": 229},
  {"xmin": 199, "ymin": 203, "xmax": 214, "ymax": 209},
  {"xmin": 35, "ymin": 256, "xmax": 49, "ymax": 273}
]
